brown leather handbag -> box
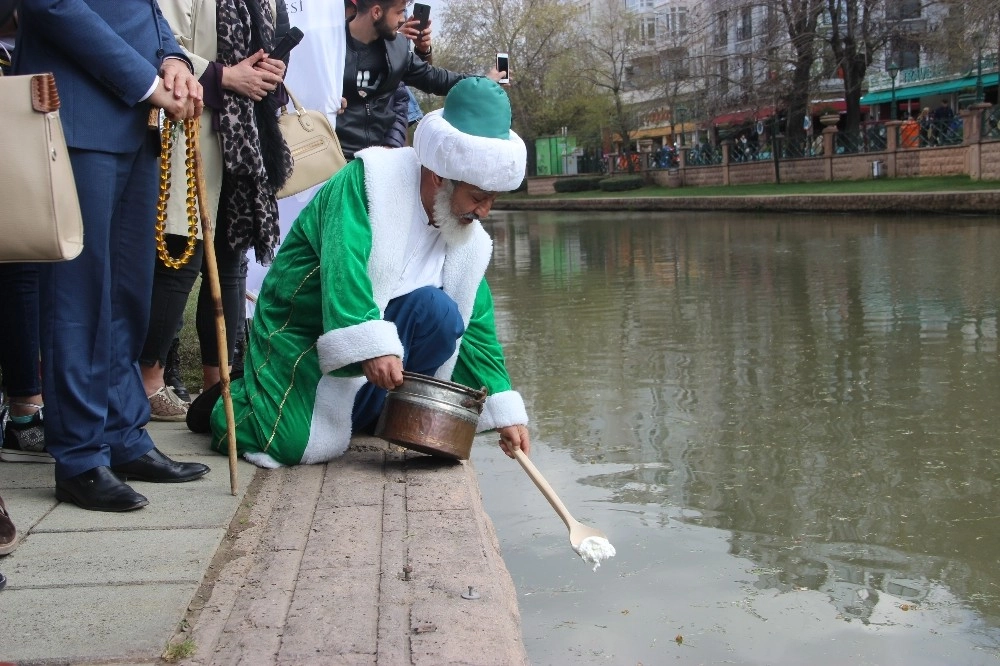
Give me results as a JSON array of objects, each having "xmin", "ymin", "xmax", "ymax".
[{"xmin": 0, "ymin": 71, "xmax": 84, "ymax": 262}]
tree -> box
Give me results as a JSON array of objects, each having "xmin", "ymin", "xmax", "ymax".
[
  {"xmin": 824, "ymin": 0, "xmax": 896, "ymax": 133},
  {"xmin": 773, "ymin": 0, "xmax": 827, "ymax": 144},
  {"xmin": 577, "ymin": 0, "xmax": 645, "ymax": 170}
]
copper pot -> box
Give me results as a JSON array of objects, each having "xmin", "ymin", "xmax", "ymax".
[{"xmin": 374, "ymin": 372, "xmax": 487, "ymax": 460}]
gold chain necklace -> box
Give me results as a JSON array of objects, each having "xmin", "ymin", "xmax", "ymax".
[{"xmin": 154, "ymin": 118, "xmax": 200, "ymax": 269}]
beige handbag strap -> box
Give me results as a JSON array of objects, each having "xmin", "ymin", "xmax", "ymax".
[{"xmin": 281, "ymin": 83, "xmax": 306, "ymax": 116}]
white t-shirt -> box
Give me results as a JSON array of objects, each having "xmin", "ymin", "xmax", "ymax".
[{"xmin": 247, "ymin": 1, "xmax": 346, "ymax": 309}]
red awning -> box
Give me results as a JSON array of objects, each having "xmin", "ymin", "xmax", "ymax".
[
  {"xmin": 711, "ymin": 105, "xmax": 776, "ymax": 127},
  {"xmin": 811, "ymin": 99, "xmax": 847, "ymax": 113}
]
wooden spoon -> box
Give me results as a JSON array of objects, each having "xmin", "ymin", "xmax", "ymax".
[{"xmin": 512, "ymin": 448, "xmax": 608, "ymax": 551}]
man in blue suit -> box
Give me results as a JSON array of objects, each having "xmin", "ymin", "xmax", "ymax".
[{"xmin": 15, "ymin": 0, "xmax": 211, "ymax": 511}]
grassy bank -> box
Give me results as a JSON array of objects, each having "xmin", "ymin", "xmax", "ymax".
[{"xmin": 506, "ymin": 175, "xmax": 1000, "ymax": 200}]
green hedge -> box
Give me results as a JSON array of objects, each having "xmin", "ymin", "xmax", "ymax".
[
  {"xmin": 599, "ymin": 175, "xmax": 644, "ymax": 192},
  {"xmin": 553, "ymin": 176, "xmax": 604, "ymax": 193}
]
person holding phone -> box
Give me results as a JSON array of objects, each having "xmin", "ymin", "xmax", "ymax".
[
  {"xmin": 138, "ymin": 0, "xmax": 293, "ymax": 421},
  {"xmin": 337, "ymin": 0, "xmax": 503, "ymax": 160},
  {"xmin": 382, "ymin": 2, "xmax": 433, "ymax": 148}
]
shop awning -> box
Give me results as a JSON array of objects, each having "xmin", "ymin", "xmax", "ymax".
[
  {"xmin": 861, "ymin": 73, "xmax": 999, "ymax": 105},
  {"xmin": 711, "ymin": 105, "xmax": 776, "ymax": 126}
]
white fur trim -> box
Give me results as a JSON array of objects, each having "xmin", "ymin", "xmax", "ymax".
[
  {"xmin": 243, "ymin": 451, "xmax": 284, "ymax": 469},
  {"xmin": 358, "ymin": 148, "xmax": 422, "ymax": 310},
  {"xmin": 477, "ymin": 390, "xmax": 528, "ymax": 431},
  {"xmin": 413, "ymin": 110, "xmax": 526, "ymax": 192},
  {"xmin": 316, "ymin": 319, "xmax": 404, "ymax": 374},
  {"xmin": 302, "ymin": 375, "xmax": 367, "ymax": 464}
]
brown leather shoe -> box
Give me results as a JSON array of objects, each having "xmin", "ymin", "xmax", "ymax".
[{"xmin": 0, "ymin": 493, "xmax": 17, "ymax": 556}]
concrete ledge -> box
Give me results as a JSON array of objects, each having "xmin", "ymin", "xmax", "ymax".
[
  {"xmin": 172, "ymin": 435, "xmax": 526, "ymax": 665},
  {"xmin": 495, "ymin": 190, "xmax": 1000, "ymax": 215}
]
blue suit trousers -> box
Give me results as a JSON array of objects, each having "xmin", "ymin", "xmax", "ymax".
[{"xmin": 39, "ymin": 136, "xmax": 160, "ymax": 480}]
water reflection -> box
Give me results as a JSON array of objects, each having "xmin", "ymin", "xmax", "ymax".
[{"xmin": 479, "ymin": 210, "xmax": 1000, "ymax": 663}]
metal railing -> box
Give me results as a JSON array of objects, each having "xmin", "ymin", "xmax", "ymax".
[
  {"xmin": 685, "ymin": 144, "xmax": 723, "ymax": 166},
  {"xmin": 835, "ymin": 122, "xmax": 887, "ymax": 154},
  {"xmin": 927, "ymin": 117, "xmax": 963, "ymax": 146},
  {"xmin": 983, "ymin": 107, "xmax": 1000, "ymax": 140}
]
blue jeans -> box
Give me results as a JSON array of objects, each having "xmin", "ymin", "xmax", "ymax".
[
  {"xmin": 0, "ymin": 263, "xmax": 42, "ymax": 397},
  {"xmin": 351, "ymin": 286, "xmax": 465, "ymax": 432}
]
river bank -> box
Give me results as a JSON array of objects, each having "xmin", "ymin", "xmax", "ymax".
[{"xmin": 495, "ymin": 188, "xmax": 1000, "ymax": 216}]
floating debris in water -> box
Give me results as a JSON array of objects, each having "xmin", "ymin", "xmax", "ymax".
[{"xmin": 574, "ymin": 536, "xmax": 617, "ymax": 571}]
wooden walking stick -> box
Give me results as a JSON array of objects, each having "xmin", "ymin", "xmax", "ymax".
[{"xmin": 189, "ymin": 118, "xmax": 240, "ymax": 495}]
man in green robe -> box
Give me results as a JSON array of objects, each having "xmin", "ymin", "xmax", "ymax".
[{"xmin": 190, "ymin": 77, "xmax": 531, "ymax": 467}]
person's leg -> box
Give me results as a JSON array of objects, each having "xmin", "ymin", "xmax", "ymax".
[
  {"xmin": 0, "ymin": 263, "xmax": 42, "ymax": 400},
  {"xmin": 39, "ymin": 148, "xmax": 137, "ymax": 480},
  {"xmin": 139, "ymin": 235, "xmax": 202, "ymax": 397},
  {"xmin": 104, "ymin": 133, "xmax": 166, "ymax": 463},
  {"xmin": 196, "ymin": 224, "xmax": 246, "ymax": 390},
  {"xmin": 351, "ymin": 286, "xmax": 465, "ymax": 432},
  {"xmin": 0, "ymin": 263, "xmax": 46, "ymax": 461}
]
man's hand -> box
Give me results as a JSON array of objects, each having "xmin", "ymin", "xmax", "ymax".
[
  {"xmin": 497, "ymin": 424, "xmax": 530, "ymax": 458},
  {"xmin": 361, "ymin": 355, "xmax": 404, "ymax": 390},
  {"xmin": 338, "ymin": 96, "xmax": 347, "ymax": 115},
  {"xmin": 399, "ymin": 17, "xmax": 432, "ymax": 56},
  {"xmin": 485, "ymin": 67, "xmax": 507, "ymax": 84},
  {"xmin": 155, "ymin": 58, "xmax": 203, "ymax": 120},
  {"xmin": 222, "ymin": 49, "xmax": 283, "ymax": 101}
]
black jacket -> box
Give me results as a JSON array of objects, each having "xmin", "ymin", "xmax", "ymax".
[{"xmin": 339, "ymin": 30, "xmax": 464, "ymax": 159}]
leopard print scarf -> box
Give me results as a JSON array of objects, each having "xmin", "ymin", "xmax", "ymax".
[{"xmin": 216, "ymin": 0, "xmax": 291, "ymax": 265}]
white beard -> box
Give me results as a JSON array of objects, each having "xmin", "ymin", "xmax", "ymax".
[{"xmin": 432, "ymin": 180, "xmax": 476, "ymax": 248}]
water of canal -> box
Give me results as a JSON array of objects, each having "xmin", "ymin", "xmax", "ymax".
[{"xmin": 470, "ymin": 210, "xmax": 1000, "ymax": 665}]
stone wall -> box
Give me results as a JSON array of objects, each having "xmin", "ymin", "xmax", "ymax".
[
  {"xmin": 981, "ymin": 142, "xmax": 1000, "ymax": 181},
  {"xmin": 780, "ymin": 158, "xmax": 829, "ymax": 183},
  {"xmin": 527, "ymin": 176, "xmax": 557, "ymax": 196},
  {"xmin": 729, "ymin": 162, "xmax": 775, "ymax": 185},
  {"xmin": 524, "ymin": 131, "xmax": 1000, "ymax": 195}
]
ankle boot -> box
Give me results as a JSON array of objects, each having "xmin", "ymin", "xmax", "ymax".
[{"xmin": 164, "ymin": 337, "xmax": 191, "ymax": 403}]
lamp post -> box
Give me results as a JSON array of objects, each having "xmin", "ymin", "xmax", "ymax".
[
  {"xmin": 676, "ymin": 107, "xmax": 688, "ymax": 147},
  {"xmin": 887, "ymin": 61, "xmax": 899, "ymax": 120},
  {"xmin": 973, "ymin": 32, "xmax": 985, "ymax": 104}
]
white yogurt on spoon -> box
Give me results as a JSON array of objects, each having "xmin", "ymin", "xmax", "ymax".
[{"xmin": 574, "ymin": 536, "xmax": 617, "ymax": 571}]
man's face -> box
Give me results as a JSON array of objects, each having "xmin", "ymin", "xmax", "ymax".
[
  {"xmin": 373, "ymin": 0, "xmax": 408, "ymax": 40},
  {"xmin": 449, "ymin": 181, "xmax": 499, "ymax": 223},
  {"xmin": 427, "ymin": 179, "xmax": 499, "ymax": 248}
]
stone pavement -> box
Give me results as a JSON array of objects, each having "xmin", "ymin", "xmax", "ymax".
[{"xmin": 0, "ymin": 422, "xmax": 526, "ymax": 665}]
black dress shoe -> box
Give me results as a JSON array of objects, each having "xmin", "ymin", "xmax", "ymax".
[
  {"xmin": 111, "ymin": 447, "xmax": 210, "ymax": 483},
  {"xmin": 55, "ymin": 466, "xmax": 149, "ymax": 512}
]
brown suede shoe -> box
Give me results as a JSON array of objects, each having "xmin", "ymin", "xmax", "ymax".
[{"xmin": 0, "ymin": 493, "xmax": 18, "ymax": 556}]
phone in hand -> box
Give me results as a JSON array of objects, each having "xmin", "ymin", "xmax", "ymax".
[
  {"xmin": 270, "ymin": 26, "xmax": 304, "ymax": 61},
  {"xmin": 496, "ymin": 52, "xmax": 509, "ymax": 84},
  {"xmin": 412, "ymin": 3, "xmax": 431, "ymax": 30}
]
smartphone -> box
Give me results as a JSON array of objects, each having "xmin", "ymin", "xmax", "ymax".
[
  {"xmin": 412, "ymin": 3, "xmax": 431, "ymax": 30},
  {"xmin": 496, "ymin": 52, "xmax": 509, "ymax": 84},
  {"xmin": 270, "ymin": 26, "xmax": 304, "ymax": 61}
]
